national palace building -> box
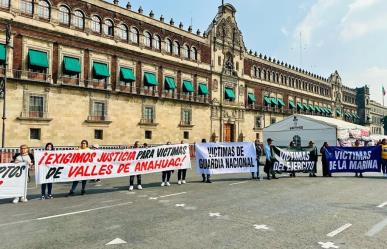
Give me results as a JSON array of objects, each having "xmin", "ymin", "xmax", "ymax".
[{"xmin": 0, "ymin": 0, "xmax": 383, "ymax": 147}]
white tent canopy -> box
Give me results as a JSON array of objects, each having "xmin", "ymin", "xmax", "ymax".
[{"xmin": 263, "ymin": 115, "xmax": 370, "ymax": 149}]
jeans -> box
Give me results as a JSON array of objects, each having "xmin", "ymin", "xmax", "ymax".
[
  {"xmin": 71, "ymin": 180, "xmax": 87, "ymax": 192},
  {"xmin": 129, "ymin": 175, "xmax": 142, "ymax": 186},
  {"xmin": 162, "ymin": 171, "xmax": 172, "ymax": 182},
  {"xmin": 41, "ymin": 183, "xmax": 52, "ymax": 196},
  {"xmin": 178, "ymin": 169, "xmax": 187, "ymax": 181},
  {"xmin": 382, "ymin": 159, "xmax": 387, "ymax": 174}
]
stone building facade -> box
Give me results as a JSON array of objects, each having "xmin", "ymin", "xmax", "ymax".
[{"xmin": 0, "ymin": 1, "xmax": 366, "ymax": 147}]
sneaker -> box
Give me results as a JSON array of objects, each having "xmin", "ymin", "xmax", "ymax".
[
  {"xmin": 161, "ymin": 182, "xmax": 165, "ymax": 187},
  {"xmin": 20, "ymin": 197, "xmax": 28, "ymax": 203},
  {"xmin": 129, "ymin": 185, "xmax": 134, "ymax": 191},
  {"xmin": 178, "ymin": 180, "xmax": 182, "ymax": 185},
  {"xmin": 182, "ymin": 180, "xmax": 186, "ymax": 184},
  {"xmin": 47, "ymin": 195, "xmax": 53, "ymax": 199},
  {"xmin": 206, "ymin": 179, "xmax": 212, "ymax": 183},
  {"xmin": 41, "ymin": 195, "xmax": 46, "ymax": 200},
  {"xmin": 12, "ymin": 197, "xmax": 19, "ymax": 204},
  {"xmin": 137, "ymin": 185, "xmax": 142, "ymax": 190},
  {"xmin": 166, "ymin": 182, "xmax": 171, "ymax": 186}
]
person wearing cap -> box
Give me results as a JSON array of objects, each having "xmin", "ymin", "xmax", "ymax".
[
  {"xmin": 129, "ymin": 141, "xmax": 143, "ymax": 191},
  {"xmin": 201, "ymin": 138, "xmax": 211, "ymax": 183},
  {"xmin": 264, "ymin": 138, "xmax": 277, "ymax": 180},
  {"xmin": 308, "ymin": 141, "xmax": 318, "ymax": 177}
]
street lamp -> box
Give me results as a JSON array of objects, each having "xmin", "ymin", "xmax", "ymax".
[{"xmin": 1, "ymin": 21, "xmax": 11, "ymax": 148}]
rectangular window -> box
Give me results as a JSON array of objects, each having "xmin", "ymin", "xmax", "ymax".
[
  {"xmin": 0, "ymin": 0, "xmax": 9, "ymax": 8},
  {"xmin": 183, "ymin": 131, "xmax": 189, "ymax": 139},
  {"xmin": 93, "ymin": 102, "xmax": 105, "ymax": 120},
  {"xmin": 218, "ymin": 56, "xmax": 221, "ymax": 66},
  {"xmin": 30, "ymin": 128, "xmax": 41, "ymax": 140},
  {"xmin": 255, "ymin": 116, "xmax": 262, "ymax": 129},
  {"xmin": 145, "ymin": 130, "xmax": 152, "ymax": 140},
  {"xmin": 29, "ymin": 96, "xmax": 44, "ymax": 118},
  {"xmin": 94, "ymin": 129, "xmax": 103, "ymax": 140},
  {"xmin": 182, "ymin": 110, "xmax": 191, "ymax": 125},
  {"xmin": 144, "ymin": 107, "xmax": 154, "ymax": 123}
]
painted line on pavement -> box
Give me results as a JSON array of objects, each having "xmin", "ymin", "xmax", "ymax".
[
  {"xmin": 100, "ymin": 199, "xmax": 120, "ymax": 204},
  {"xmin": 229, "ymin": 181, "xmax": 248, "ymax": 186},
  {"xmin": 37, "ymin": 202, "xmax": 132, "ymax": 220},
  {"xmin": 366, "ymin": 217, "xmax": 387, "ymax": 237},
  {"xmin": 327, "ymin": 223, "xmax": 352, "ymax": 237},
  {"xmin": 377, "ymin": 201, "xmax": 387, "ymax": 208},
  {"xmin": 159, "ymin": 192, "xmax": 187, "ymax": 198},
  {"xmin": 0, "ymin": 219, "xmax": 33, "ymax": 228}
]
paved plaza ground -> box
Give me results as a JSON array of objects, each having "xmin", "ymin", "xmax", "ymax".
[{"xmin": 0, "ymin": 162, "xmax": 386, "ymax": 249}]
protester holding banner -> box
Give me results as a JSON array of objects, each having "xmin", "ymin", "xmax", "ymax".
[
  {"xmin": 11, "ymin": 144, "xmax": 33, "ymax": 203},
  {"xmin": 66, "ymin": 140, "xmax": 89, "ymax": 196},
  {"xmin": 177, "ymin": 140, "xmax": 188, "ymax": 184},
  {"xmin": 264, "ymin": 138, "xmax": 277, "ymax": 180},
  {"xmin": 129, "ymin": 141, "xmax": 143, "ymax": 191},
  {"xmin": 288, "ymin": 141, "xmax": 296, "ymax": 178},
  {"xmin": 201, "ymin": 139, "xmax": 212, "ymax": 183},
  {"xmin": 251, "ymin": 139, "xmax": 262, "ymax": 180},
  {"xmin": 308, "ymin": 141, "xmax": 318, "ymax": 177},
  {"xmin": 381, "ymin": 139, "xmax": 387, "ymax": 177},
  {"xmin": 161, "ymin": 142, "xmax": 173, "ymax": 186},
  {"xmin": 321, "ymin": 142, "xmax": 330, "ymax": 177},
  {"xmin": 41, "ymin": 143, "xmax": 54, "ymax": 200},
  {"xmin": 354, "ymin": 140, "xmax": 364, "ymax": 178}
]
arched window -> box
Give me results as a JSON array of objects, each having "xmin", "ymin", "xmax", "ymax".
[
  {"xmin": 104, "ymin": 19, "xmax": 114, "ymax": 36},
  {"xmin": 173, "ymin": 41, "xmax": 180, "ymax": 56},
  {"xmin": 0, "ymin": 0, "xmax": 9, "ymax": 8},
  {"xmin": 38, "ymin": 0, "xmax": 50, "ymax": 19},
  {"xmin": 91, "ymin": 15, "xmax": 101, "ymax": 33},
  {"xmin": 165, "ymin": 39, "xmax": 172, "ymax": 54},
  {"xmin": 263, "ymin": 70, "xmax": 267, "ymax": 80},
  {"xmin": 117, "ymin": 24, "xmax": 128, "ymax": 41},
  {"xmin": 58, "ymin": 6, "xmax": 70, "ymax": 25},
  {"xmin": 153, "ymin": 35, "xmax": 161, "ymax": 50},
  {"xmin": 20, "ymin": 0, "xmax": 33, "ymax": 15},
  {"xmin": 253, "ymin": 66, "xmax": 257, "ymax": 77},
  {"xmin": 72, "ymin": 10, "xmax": 84, "ymax": 29},
  {"xmin": 267, "ymin": 71, "xmax": 271, "ymax": 81},
  {"xmin": 183, "ymin": 45, "xmax": 190, "ymax": 59},
  {"xmin": 258, "ymin": 68, "xmax": 261, "ymax": 78},
  {"xmin": 272, "ymin": 72, "xmax": 275, "ymax": 82},
  {"xmin": 130, "ymin": 27, "xmax": 139, "ymax": 44},
  {"xmin": 190, "ymin": 47, "xmax": 197, "ymax": 60},
  {"xmin": 144, "ymin": 31, "xmax": 152, "ymax": 48}
]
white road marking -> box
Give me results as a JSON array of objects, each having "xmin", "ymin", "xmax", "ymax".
[
  {"xmin": 149, "ymin": 197, "xmax": 158, "ymax": 200},
  {"xmin": 209, "ymin": 212, "xmax": 221, "ymax": 217},
  {"xmin": 253, "ymin": 224, "xmax": 269, "ymax": 230},
  {"xmin": 37, "ymin": 202, "xmax": 132, "ymax": 220},
  {"xmin": 0, "ymin": 219, "xmax": 33, "ymax": 228},
  {"xmin": 366, "ymin": 217, "xmax": 387, "ymax": 237},
  {"xmin": 100, "ymin": 200, "xmax": 118, "ymax": 204},
  {"xmin": 106, "ymin": 238, "xmax": 127, "ymax": 245},
  {"xmin": 159, "ymin": 192, "xmax": 187, "ymax": 198},
  {"xmin": 175, "ymin": 204, "xmax": 186, "ymax": 207},
  {"xmin": 327, "ymin": 223, "xmax": 352, "ymax": 237},
  {"xmin": 318, "ymin": 242, "xmax": 339, "ymax": 249},
  {"xmin": 229, "ymin": 181, "xmax": 248, "ymax": 186},
  {"xmin": 377, "ymin": 201, "xmax": 387, "ymax": 208}
]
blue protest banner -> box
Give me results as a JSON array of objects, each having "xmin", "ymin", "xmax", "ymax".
[{"xmin": 325, "ymin": 146, "xmax": 381, "ymax": 173}]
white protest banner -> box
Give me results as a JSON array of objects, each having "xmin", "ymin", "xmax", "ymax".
[
  {"xmin": 34, "ymin": 144, "xmax": 191, "ymax": 184},
  {"xmin": 195, "ymin": 142, "xmax": 257, "ymax": 175},
  {"xmin": 0, "ymin": 163, "xmax": 28, "ymax": 199}
]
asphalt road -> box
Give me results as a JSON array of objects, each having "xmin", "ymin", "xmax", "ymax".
[{"xmin": 0, "ymin": 162, "xmax": 387, "ymax": 249}]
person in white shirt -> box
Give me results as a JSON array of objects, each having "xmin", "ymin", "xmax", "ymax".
[{"xmin": 12, "ymin": 144, "xmax": 34, "ymax": 204}]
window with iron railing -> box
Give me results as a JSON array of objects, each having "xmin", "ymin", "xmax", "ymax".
[
  {"xmin": 181, "ymin": 110, "xmax": 191, "ymax": 125},
  {"xmin": 143, "ymin": 106, "xmax": 154, "ymax": 123},
  {"xmin": 29, "ymin": 96, "xmax": 44, "ymax": 118},
  {"xmin": 93, "ymin": 102, "xmax": 105, "ymax": 121}
]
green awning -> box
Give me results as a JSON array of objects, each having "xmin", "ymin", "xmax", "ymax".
[
  {"xmin": 120, "ymin": 67, "xmax": 136, "ymax": 82},
  {"xmin": 326, "ymin": 108, "xmax": 332, "ymax": 114},
  {"xmin": 297, "ymin": 102, "xmax": 303, "ymax": 110},
  {"xmin": 303, "ymin": 104, "xmax": 310, "ymax": 111},
  {"xmin": 198, "ymin": 83, "xmax": 208, "ymax": 95},
  {"xmin": 247, "ymin": 93, "xmax": 256, "ymax": 103},
  {"xmin": 277, "ymin": 99, "xmax": 285, "ymax": 107},
  {"xmin": 314, "ymin": 106, "xmax": 321, "ymax": 113},
  {"xmin": 28, "ymin": 49, "xmax": 49, "ymax": 68},
  {"xmin": 93, "ymin": 62, "xmax": 110, "ymax": 79},
  {"xmin": 183, "ymin": 80, "xmax": 194, "ymax": 92},
  {"xmin": 0, "ymin": 44, "xmax": 5, "ymax": 63},
  {"xmin": 144, "ymin": 72, "xmax": 158, "ymax": 86},
  {"xmin": 271, "ymin": 98, "xmax": 278, "ymax": 107},
  {"xmin": 320, "ymin": 107, "xmax": 326, "ymax": 114},
  {"xmin": 353, "ymin": 113, "xmax": 359, "ymax": 119},
  {"xmin": 336, "ymin": 110, "xmax": 342, "ymax": 116},
  {"xmin": 63, "ymin": 56, "xmax": 81, "ymax": 75},
  {"xmin": 164, "ymin": 76, "xmax": 176, "ymax": 90},
  {"xmin": 289, "ymin": 100, "xmax": 296, "ymax": 109},
  {"xmin": 347, "ymin": 113, "xmax": 353, "ymax": 118},
  {"xmin": 225, "ymin": 87, "xmax": 235, "ymax": 100},
  {"xmin": 308, "ymin": 105, "xmax": 315, "ymax": 111},
  {"xmin": 264, "ymin": 96, "xmax": 272, "ymax": 106}
]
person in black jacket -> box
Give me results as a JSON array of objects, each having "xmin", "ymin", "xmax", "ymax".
[
  {"xmin": 321, "ymin": 142, "xmax": 330, "ymax": 177},
  {"xmin": 252, "ymin": 139, "xmax": 262, "ymax": 180}
]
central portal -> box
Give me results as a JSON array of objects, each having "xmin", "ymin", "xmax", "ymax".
[{"xmin": 224, "ymin": 123, "xmax": 235, "ymax": 142}]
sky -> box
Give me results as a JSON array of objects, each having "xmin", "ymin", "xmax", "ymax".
[{"xmin": 107, "ymin": 0, "xmax": 387, "ymax": 104}]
